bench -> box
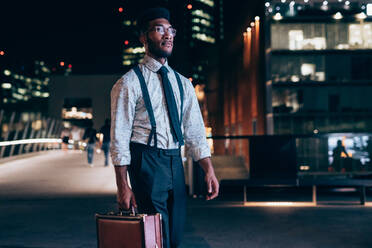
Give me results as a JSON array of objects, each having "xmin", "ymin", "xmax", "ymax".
[{"xmin": 222, "ymin": 178, "xmax": 372, "ymax": 206}]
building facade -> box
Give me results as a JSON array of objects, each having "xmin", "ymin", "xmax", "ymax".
[
  {"xmin": 0, "ymin": 56, "xmax": 51, "ymax": 114},
  {"xmin": 265, "ymin": 0, "xmax": 372, "ymax": 135}
]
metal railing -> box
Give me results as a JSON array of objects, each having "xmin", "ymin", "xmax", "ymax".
[{"xmin": 0, "ymin": 110, "xmax": 63, "ymax": 159}]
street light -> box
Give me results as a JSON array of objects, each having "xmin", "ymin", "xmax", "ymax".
[
  {"xmin": 0, "ymin": 50, "xmax": 4, "ymax": 56},
  {"xmin": 333, "ymin": 12, "xmax": 343, "ymax": 20},
  {"xmin": 356, "ymin": 12, "xmax": 367, "ymax": 20},
  {"xmin": 273, "ymin": 13, "xmax": 283, "ymax": 21}
]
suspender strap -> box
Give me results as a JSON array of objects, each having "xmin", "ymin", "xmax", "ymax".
[
  {"xmin": 133, "ymin": 65, "xmax": 157, "ymax": 148},
  {"xmin": 174, "ymin": 71, "xmax": 184, "ymax": 124}
]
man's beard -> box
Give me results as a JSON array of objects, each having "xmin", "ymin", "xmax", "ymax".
[{"xmin": 147, "ymin": 36, "xmax": 172, "ymax": 58}]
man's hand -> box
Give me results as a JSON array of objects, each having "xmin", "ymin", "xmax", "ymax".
[
  {"xmin": 114, "ymin": 166, "xmax": 137, "ymax": 210},
  {"xmin": 198, "ymin": 157, "xmax": 219, "ymax": 200},
  {"xmin": 204, "ymin": 171, "xmax": 219, "ymax": 200},
  {"xmin": 117, "ymin": 184, "xmax": 137, "ymax": 210}
]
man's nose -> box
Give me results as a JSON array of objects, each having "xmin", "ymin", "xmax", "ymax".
[{"xmin": 163, "ymin": 32, "xmax": 172, "ymax": 40}]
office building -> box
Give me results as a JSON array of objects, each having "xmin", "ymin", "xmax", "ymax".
[{"xmin": 265, "ymin": 0, "xmax": 372, "ymax": 134}]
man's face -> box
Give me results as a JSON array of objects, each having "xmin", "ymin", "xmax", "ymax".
[{"xmin": 144, "ymin": 18, "xmax": 174, "ymax": 58}]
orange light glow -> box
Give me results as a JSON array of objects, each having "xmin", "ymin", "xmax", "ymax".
[
  {"xmin": 0, "ymin": 50, "xmax": 4, "ymax": 56},
  {"xmin": 118, "ymin": 7, "xmax": 123, "ymax": 13},
  {"xmin": 244, "ymin": 202, "xmax": 316, "ymax": 207},
  {"xmin": 60, "ymin": 61, "xmax": 65, "ymax": 67},
  {"xmin": 124, "ymin": 40, "xmax": 129, "ymax": 45},
  {"xmin": 187, "ymin": 4, "xmax": 192, "ymax": 10}
]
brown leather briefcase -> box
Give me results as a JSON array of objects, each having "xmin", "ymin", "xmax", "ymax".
[{"xmin": 96, "ymin": 211, "xmax": 163, "ymax": 248}]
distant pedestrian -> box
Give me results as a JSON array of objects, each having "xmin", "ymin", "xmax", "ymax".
[
  {"xmin": 99, "ymin": 118, "xmax": 111, "ymax": 166},
  {"xmin": 83, "ymin": 121, "xmax": 97, "ymax": 166},
  {"xmin": 60, "ymin": 128, "xmax": 71, "ymax": 151},
  {"xmin": 70, "ymin": 126, "xmax": 83, "ymax": 150},
  {"xmin": 332, "ymin": 140, "xmax": 349, "ymax": 172}
]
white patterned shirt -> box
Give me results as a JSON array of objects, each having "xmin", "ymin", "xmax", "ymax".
[{"xmin": 110, "ymin": 55, "xmax": 211, "ymax": 166}]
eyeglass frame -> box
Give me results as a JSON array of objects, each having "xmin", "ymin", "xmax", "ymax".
[{"xmin": 146, "ymin": 25, "xmax": 177, "ymax": 37}]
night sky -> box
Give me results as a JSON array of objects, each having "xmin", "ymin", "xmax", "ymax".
[
  {"xmin": 1, "ymin": 1, "xmax": 125, "ymax": 74},
  {"xmin": 1, "ymin": 0, "xmax": 260, "ymax": 75}
]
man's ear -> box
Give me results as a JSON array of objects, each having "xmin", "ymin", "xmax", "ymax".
[{"xmin": 139, "ymin": 33, "xmax": 147, "ymax": 46}]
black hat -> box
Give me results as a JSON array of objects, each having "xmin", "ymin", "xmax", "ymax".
[{"xmin": 137, "ymin": 7, "xmax": 170, "ymax": 32}]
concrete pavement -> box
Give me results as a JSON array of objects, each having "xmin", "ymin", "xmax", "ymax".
[{"xmin": 1, "ymin": 151, "xmax": 372, "ymax": 248}]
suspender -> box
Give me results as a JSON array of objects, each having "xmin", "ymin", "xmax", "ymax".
[
  {"xmin": 133, "ymin": 66, "xmax": 158, "ymax": 148},
  {"xmin": 133, "ymin": 65, "xmax": 184, "ymax": 148}
]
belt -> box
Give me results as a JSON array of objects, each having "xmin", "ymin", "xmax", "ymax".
[{"xmin": 130, "ymin": 142, "xmax": 181, "ymax": 157}]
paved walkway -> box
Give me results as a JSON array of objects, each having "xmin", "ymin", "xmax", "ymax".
[{"xmin": 1, "ymin": 151, "xmax": 372, "ymax": 248}]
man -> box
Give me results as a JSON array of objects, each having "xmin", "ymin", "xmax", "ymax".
[
  {"xmin": 99, "ymin": 118, "xmax": 111, "ymax": 166},
  {"xmin": 110, "ymin": 7, "xmax": 219, "ymax": 248}
]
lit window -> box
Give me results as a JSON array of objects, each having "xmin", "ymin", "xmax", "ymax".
[
  {"xmin": 1, "ymin": 83, "xmax": 12, "ymax": 89},
  {"xmin": 123, "ymin": 20, "xmax": 131, "ymax": 26},
  {"xmin": 368, "ymin": 4, "xmax": 372, "ymax": 16},
  {"xmin": 192, "ymin": 18, "xmax": 200, "ymax": 24},
  {"xmin": 288, "ymin": 30, "xmax": 304, "ymax": 50},
  {"xmin": 62, "ymin": 107, "xmax": 93, "ymax": 120},
  {"xmin": 192, "ymin": 33, "xmax": 216, "ymax": 43},
  {"xmin": 3, "ymin": 70, "xmax": 11, "ymax": 76},
  {"xmin": 349, "ymin": 24, "xmax": 372, "ymax": 48},
  {"xmin": 42, "ymin": 66, "xmax": 50, "ymax": 73},
  {"xmin": 301, "ymin": 63, "xmax": 316, "ymax": 77},
  {"xmin": 124, "ymin": 46, "xmax": 146, "ymax": 54},
  {"xmin": 192, "ymin": 10, "xmax": 212, "ymax": 20},
  {"xmin": 12, "ymin": 93, "xmax": 24, "ymax": 100},
  {"xmin": 18, "ymin": 88, "xmax": 27, "ymax": 95},
  {"xmin": 32, "ymin": 91, "xmax": 41, "ymax": 97},
  {"xmin": 192, "ymin": 26, "xmax": 201, "ymax": 32},
  {"xmin": 288, "ymin": 29, "xmax": 326, "ymax": 50},
  {"xmin": 200, "ymin": 19, "xmax": 211, "ymax": 27},
  {"xmin": 195, "ymin": 0, "xmax": 214, "ymax": 7}
]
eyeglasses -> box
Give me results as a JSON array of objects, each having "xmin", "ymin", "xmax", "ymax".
[{"xmin": 147, "ymin": 26, "xmax": 177, "ymax": 37}]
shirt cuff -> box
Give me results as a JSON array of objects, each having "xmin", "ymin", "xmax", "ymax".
[
  {"xmin": 111, "ymin": 152, "xmax": 131, "ymax": 166},
  {"xmin": 188, "ymin": 144, "xmax": 211, "ymax": 162}
]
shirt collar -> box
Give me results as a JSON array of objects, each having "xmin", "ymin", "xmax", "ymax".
[{"xmin": 142, "ymin": 54, "xmax": 171, "ymax": 73}]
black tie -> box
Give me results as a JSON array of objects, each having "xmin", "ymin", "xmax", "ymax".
[{"xmin": 158, "ymin": 66, "xmax": 184, "ymax": 146}]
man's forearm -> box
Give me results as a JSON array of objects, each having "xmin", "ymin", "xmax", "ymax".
[
  {"xmin": 114, "ymin": 165, "xmax": 130, "ymax": 190},
  {"xmin": 198, "ymin": 157, "xmax": 215, "ymax": 174}
]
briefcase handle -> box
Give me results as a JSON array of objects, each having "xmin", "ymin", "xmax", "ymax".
[{"xmin": 118, "ymin": 206, "xmax": 138, "ymax": 216}]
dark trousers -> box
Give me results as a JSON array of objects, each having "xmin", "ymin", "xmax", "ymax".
[
  {"xmin": 101, "ymin": 142, "xmax": 110, "ymax": 166},
  {"xmin": 128, "ymin": 142, "xmax": 186, "ymax": 248},
  {"xmin": 87, "ymin": 143, "xmax": 95, "ymax": 164}
]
